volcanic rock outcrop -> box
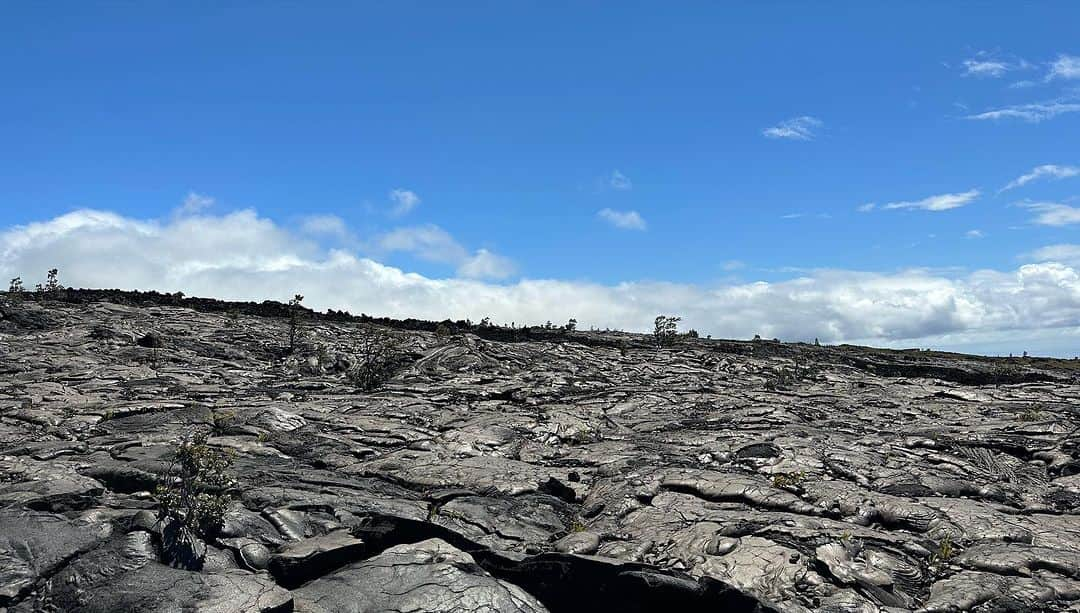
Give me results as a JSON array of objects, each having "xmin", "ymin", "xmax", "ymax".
[{"xmin": 1, "ymin": 291, "xmax": 1078, "ymax": 612}]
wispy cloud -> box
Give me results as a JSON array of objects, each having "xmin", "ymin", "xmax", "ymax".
[
  {"xmin": 389, "ymin": 188, "xmax": 421, "ymax": 216},
  {"xmin": 762, "ymin": 116, "xmax": 823, "ymax": 141},
  {"xmin": 856, "ymin": 203, "xmax": 877, "ymax": 213},
  {"xmin": 782, "ymin": 212, "xmax": 831, "ymax": 220},
  {"xmin": 597, "ymin": 208, "xmax": 647, "ymax": 230},
  {"xmin": 1022, "ymin": 202, "xmax": 1080, "ymax": 226},
  {"xmin": 1001, "ymin": 164, "xmax": 1080, "ymax": 192},
  {"xmin": 609, "ymin": 170, "xmax": 632, "ymax": 191},
  {"xmin": 376, "ymin": 225, "xmax": 468, "ymax": 263},
  {"xmin": 966, "ymin": 99, "xmax": 1080, "ymax": 123},
  {"xmin": 1025, "ymin": 243, "xmax": 1080, "ymax": 264},
  {"xmin": 177, "ymin": 192, "xmax": 214, "ymax": 216},
  {"xmin": 1048, "ymin": 54, "xmax": 1080, "ymax": 81},
  {"xmin": 457, "ymin": 249, "xmax": 516, "ymax": 280},
  {"xmin": 959, "ymin": 51, "xmax": 1032, "ymax": 78},
  {"xmin": 300, "ymin": 214, "xmax": 348, "ymax": 239},
  {"xmin": 883, "ymin": 189, "xmax": 980, "ymax": 212},
  {"xmin": 375, "ymin": 224, "xmax": 515, "ymax": 279},
  {"xmin": 965, "ymin": 229, "xmax": 985, "ymax": 239},
  {"xmin": 962, "ymin": 59, "xmax": 1011, "ymax": 78}
]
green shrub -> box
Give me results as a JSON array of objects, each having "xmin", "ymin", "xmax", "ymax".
[
  {"xmin": 347, "ymin": 325, "xmax": 403, "ymax": 391},
  {"xmin": 653, "ymin": 315, "xmax": 681, "ymax": 349},
  {"xmin": 154, "ymin": 433, "xmax": 233, "ymax": 540},
  {"xmin": 287, "ymin": 294, "xmax": 305, "ymax": 353}
]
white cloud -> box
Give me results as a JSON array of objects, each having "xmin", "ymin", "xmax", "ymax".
[
  {"xmin": 178, "ymin": 192, "xmax": 214, "ymax": 215},
  {"xmin": 389, "ymin": 189, "xmax": 421, "ymax": 216},
  {"xmin": 856, "ymin": 203, "xmax": 877, "ymax": 213},
  {"xmin": 300, "ymin": 214, "xmax": 348, "ymax": 238},
  {"xmin": 965, "ymin": 229, "xmax": 985, "ymax": 239},
  {"xmin": 1048, "ymin": 54, "xmax": 1080, "ymax": 81},
  {"xmin": 1022, "ymin": 202, "xmax": 1080, "ymax": 226},
  {"xmin": 375, "ymin": 225, "xmax": 468, "ymax": 263},
  {"xmin": 959, "ymin": 52, "xmax": 1033, "ymax": 79},
  {"xmin": 5, "ymin": 208, "xmax": 1080, "ymax": 355},
  {"xmin": 597, "ymin": 208, "xmax": 647, "ymax": 231},
  {"xmin": 762, "ymin": 116, "xmax": 823, "ymax": 141},
  {"xmin": 374, "ymin": 224, "xmax": 514, "ymax": 279},
  {"xmin": 962, "ymin": 59, "xmax": 1010, "ymax": 78},
  {"xmin": 966, "ymin": 100, "xmax": 1080, "ymax": 123},
  {"xmin": 609, "ymin": 170, "xmax": 632, "ymax": 191},
  {"xmin": 1025, "ymin": 243, "xmax": 1080, "ymax": 264},
  {"xmin": 882, "ymin": 189, "xmax": 980, "ymax": 211},
  {"xmin": 458, "ymin": 249, "xmax": 516, "ymax": 280},
  {"xmin": 1001, "ymin": 164, "xmax": 1080, "ymax": 192},
  {"xmin": 721, "ymin": 260, "xmax": 745, "ymax": 271}
]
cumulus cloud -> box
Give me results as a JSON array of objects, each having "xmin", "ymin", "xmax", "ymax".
[
  {"xmin": 966, "ymin": 99, "xmax": 1080, "ymax": 123},
  {"xmin": 609, "ymin": 170, "xmax": 632, "ymax": 191},
  {"xmin": 389, "ymin": 189, "xmax": 421, "ymax": 216},
  {"xmin": 4, "ymin": 208, "xmax": 1080, "ymax": 355},
  {"xmin": 1048, "ymin": 54, "xmax": 1080, "ymax": 81},
  {"xmin": 882, "ymin": 189, "xmax": 979, "ymax": 211},
  {"xmin": 597, "ymin": 208, "xmax": 647, "ymax": 231},
  {"xmin": 762, "ymin": 116, "xmax": 823, "ymax": 141},
  {"xmin": 1022, "ymin": 202, "xmax": 1080, "ymax": 226},
  {"xmin": 1000, "ymin": 164, "xmax": 1080, "ymax": 192}
]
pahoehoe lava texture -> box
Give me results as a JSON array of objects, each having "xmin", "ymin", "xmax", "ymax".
[{"xmin": 1, "ymin": 292, "xmax": 1079, "ymax": 612}]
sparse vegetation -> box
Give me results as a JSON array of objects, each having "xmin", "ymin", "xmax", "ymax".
[
  {"xmin": 566, "ymin": 317, "xmax": 577, "ymax": 331},
  {"xmin": 6, "ymin": 277, "xmax": 24, "ymax": 302},
  {"xmin": 46, "ymin": 268, "xmax": 61, "ymax": 291},
  {"xmin": 225, "ymin": 309, "xmax": 241, "ymax": 328},
  {"xmin": 929, "ymin": 533, "xmax": 955, "ymax": 571},
  {"xmin": 212, "ymin": 410, "xmax": 237, "ymax": 435},
  {"xmin": 1017, "ymin": 407, "xmax": 1043, "ymax": 422},
  {"xmin": 763, "ymin": 356, "xmax": 819, "ymax": 391},
  {"xmin": 653, "ymin": 315, "xmax": 681, "ymax": 349},
  {"xmin": 771, "ymin": 471, "xmax": 806, "ymax": 489},
  {"xmin": 287, "ymin": 294, "xmax": 305, "ymax": 354},
  {"xmin": 347, "ymin": 325, "xmax": 404, "ymax": 391},
  {"xmin": 41, "ymin": 268, "xmax": 64, "ymax": 296},
  {"xmin": 435, "ymin": 322, "xmax": 453, "ymax": 341},
  {"xmin": 154, "ymin": 432, "xmax": 233, "ymax": 541}
]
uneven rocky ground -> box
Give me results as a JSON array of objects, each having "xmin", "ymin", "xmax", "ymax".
[{"xmin": 1, "ymin": 294, "xmax": 1079, "ymax": 612}]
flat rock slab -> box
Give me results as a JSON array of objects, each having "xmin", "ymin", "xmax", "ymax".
[
  {"xmin": 0, "ymin": 510, "xmax": 113, "ymax": 605},
  {"xmin": 269, "ymin": 528, "xmax": 366, "ymax": 588},
  {"xmin": 14, "ymin": 530, "xmax": 293, "ymax": 613},
  {"xmin": 293, "ymin": 538, "xmax": 549, "ymax": 613}
]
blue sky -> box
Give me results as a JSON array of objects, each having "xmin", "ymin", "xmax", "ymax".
[{"xmin": 2, "ymin": 3, "xmax": 1079, "ymax": 355}]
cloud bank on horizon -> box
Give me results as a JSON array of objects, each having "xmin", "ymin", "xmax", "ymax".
[
  {"xmin": 3, "ymin": 206, "xmax": 1078, "ymax": 357},
  {"xmin": 2, "ymin": 6, "xmax": 1079, "ymax": 358}
]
